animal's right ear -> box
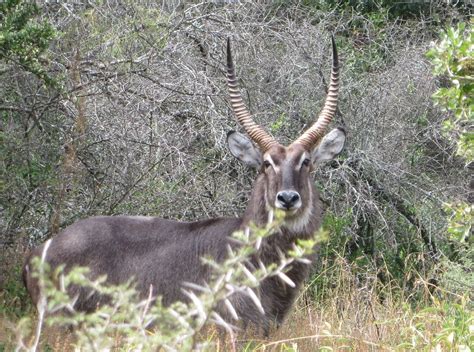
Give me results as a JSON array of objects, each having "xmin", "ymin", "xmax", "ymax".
[{"xmin": 227, "ymin": 131, "xmax": 262, "ymax": 168}]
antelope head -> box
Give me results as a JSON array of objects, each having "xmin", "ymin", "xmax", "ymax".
[{"xmin": 226, "ymin": 37, "xmax": 346, "ymax": 220}]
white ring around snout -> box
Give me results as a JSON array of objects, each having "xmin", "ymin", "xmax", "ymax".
[{"xmin": 275, "ymin": 193, "xmax": 302, "ymax": 211}]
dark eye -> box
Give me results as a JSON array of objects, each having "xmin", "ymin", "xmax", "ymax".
[
  {"xmin": 302, "ymin": 159, "xmax": 311, "ymax": 167},
  {"xmin": 263, "ymin": 160, "xmax": 271, "ymax": 169}
]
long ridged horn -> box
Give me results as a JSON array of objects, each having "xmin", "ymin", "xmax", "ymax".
[
  {"xmin": 227, "ymin": 38, "xmax": 278, "ymax": 152},
  {"xmin": 292, "ymin": 36, "xmax": 340, "ymax": 150}
]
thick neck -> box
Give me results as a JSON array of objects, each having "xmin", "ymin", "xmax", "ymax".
[{"xmin": 241, "ymin": 174, "xmax": 269, "ymax": 228}]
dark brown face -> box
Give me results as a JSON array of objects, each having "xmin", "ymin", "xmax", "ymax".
[{"xmin": 261, "ymin": 144, "xmax": 313, "ymax": 217}]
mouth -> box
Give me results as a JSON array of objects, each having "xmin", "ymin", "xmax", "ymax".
[{"xmin": 274, "ymin": 201, "xmax": 302, "ymax": 214}]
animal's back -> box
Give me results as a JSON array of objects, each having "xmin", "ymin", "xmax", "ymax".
[{"xmin": 24, "ymin": 215, "xmax": 242, "ymax": 310}]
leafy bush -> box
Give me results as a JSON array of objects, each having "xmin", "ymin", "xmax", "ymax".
[
  {"xmin": 397, "ymin": 295, "xmax": 473, "ymax": 351},
  {"xmin": 426, "ymin": 22, "xmax": 473, "ymax": 302},
  {"xmin": 0, "ymin": 0, "xmax": 56, "ymax": 85},
  {"xmin": 427, "ymin": 22, "xmax": 473, "ymax": 163},
  {"xmin": 445, "ymin": 202, "xmax": 473, "ymax": 244}
]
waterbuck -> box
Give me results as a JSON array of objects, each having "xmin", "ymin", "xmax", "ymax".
[{"xmin": 23, "ymin": 37, "xmax": 346, "ymax": 332}]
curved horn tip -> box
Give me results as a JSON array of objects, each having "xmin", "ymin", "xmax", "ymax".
[
  {"xmin": 331, "ymin": 35, "xmax": 338, "ymax": 66},
  {"xmin": 291, "ymin": 34, "xmax": 341, "ymax": 149},
  {"xmin": 226, "ymin": 37, "xmax": 232, "ymax": 63}
]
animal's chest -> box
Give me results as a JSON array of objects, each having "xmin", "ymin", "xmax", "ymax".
[{"xmin": 260, "ymin": 261, "xmax": 310, "ymax": 305}]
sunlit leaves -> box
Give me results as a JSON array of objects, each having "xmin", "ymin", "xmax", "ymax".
[
  {"xmin": 427, "ymin": 22, "xmax": 473, "ymax": 163},
  {"xmin": 0, "ymin": 0, "xmax": 56, "ymax": 85}
]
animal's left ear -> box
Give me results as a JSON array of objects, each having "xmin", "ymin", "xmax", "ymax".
[{"xmin": 312, "ymin": 127, "xmax": 346, "ymax": 165}]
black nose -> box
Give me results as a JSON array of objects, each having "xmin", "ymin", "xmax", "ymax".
[{"xmin": 276, "ymin": 191, "xmax": 301, "ymax": 209}]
